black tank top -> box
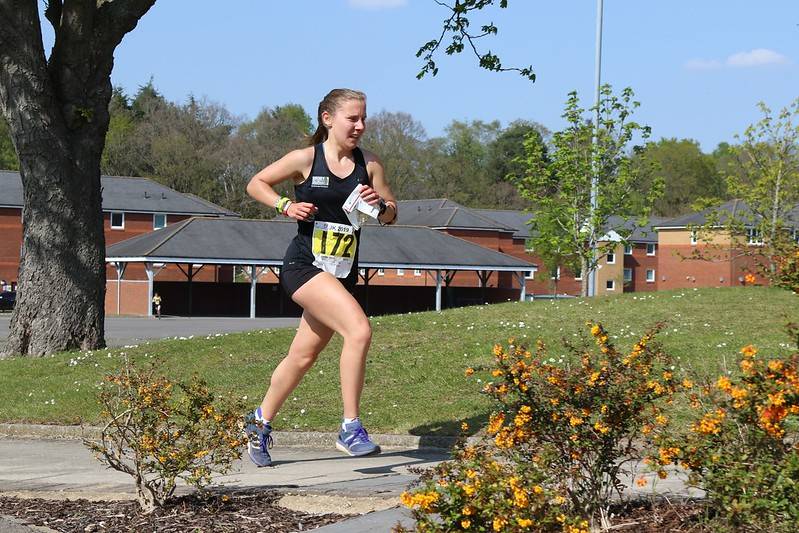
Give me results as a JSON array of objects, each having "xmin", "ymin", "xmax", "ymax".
[
  {"xmin": 284, "ymin": 144, "xmax": 370, "ymax": 276},
  {"xmin": 295, "ymin": 143, "xmax": 370, "ymax": 235}
]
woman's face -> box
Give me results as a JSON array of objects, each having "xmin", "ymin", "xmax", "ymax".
[{"xmin": 323, "ymin": 98, "xmax": 366, "ymax": 150}]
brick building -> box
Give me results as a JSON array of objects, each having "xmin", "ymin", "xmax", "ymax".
[
  {"xmin": 654, "ymin": 200, "xmax": 798, "ymax": 290},
  {"xmin": 0, "ymin": 171, "xmax": 236, "ymax": 304}
]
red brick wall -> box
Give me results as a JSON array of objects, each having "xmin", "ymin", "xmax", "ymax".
[
  {"xmin": 105, "ymin": 280, "xmax": 151, "ymax": 315},
  {"xmin": 0, "ymin": 207, "xmax": 22, "ymax": 284},
  {"xmin": 624, "ymin": 243, "xmax": 659, "ymax": 292},
  {"xmin": 658, "ymin": 244, "xmax": 736, "ymax": 290}
]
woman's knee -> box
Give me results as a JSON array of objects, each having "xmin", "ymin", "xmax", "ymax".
[{"xmin": 344, "ymin": 318, "xmax": 372, "ymax": 348}]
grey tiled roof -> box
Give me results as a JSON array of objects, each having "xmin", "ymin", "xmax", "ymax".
[
  {"xmin": 0, "ymin": 171, "xmax": 236, "ymax": 216},
  {"xmin": 396, "ymin": 199, "xmax": 517, "ymax": 233},
  {"xmin": 654, "ymin": 200, "xmax": 799, "ymax": 229},
  {"xmin": 473, "ymin": 209, "xmax": 534, "ymax": 239},
  {"xmin": 106, "ymin": 217, "xmax": 536, "ymax": 271},
  {"xmin": 605, "ymin": 215, "xmax": 671, "ymax": 243}
]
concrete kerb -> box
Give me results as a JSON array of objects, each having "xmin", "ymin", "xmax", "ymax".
[{"xmin": 0, "ymin": 423, "xmax": 465, "ymax": 451}]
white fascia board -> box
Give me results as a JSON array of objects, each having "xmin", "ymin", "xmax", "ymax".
[
  {"xmin": 358, "ymin": 263, "xmax": 537, "ymax": 271},
  {"xmin": 106, "ymin": 257, "xmax": 537, "ymax": 271},
  {"xmin": 105, "ymin": 257, "xmax": 283, "ymax": 266}
]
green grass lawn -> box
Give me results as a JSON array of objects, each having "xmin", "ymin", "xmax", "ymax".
[{"xmin": 1, "ymin": 286, "xmax": 796, "ymax": 435}]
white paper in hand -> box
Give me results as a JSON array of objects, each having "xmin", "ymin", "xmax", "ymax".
[{"xmin": 342, "ymin": 185, "xmax": 379, "ymax": 229}]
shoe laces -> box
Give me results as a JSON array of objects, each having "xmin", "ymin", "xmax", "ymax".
[
  {"xmin": 259, "ymin": 429, "xmax": 273, "ymax": 454},
  {"xmin": 350, "ymin": 425, "xmax": 370, "ymax": 445}
]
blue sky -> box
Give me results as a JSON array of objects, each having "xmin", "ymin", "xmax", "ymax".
[{"xmin": 44, "ymin": 1, "xmax": 798, "ymax": 151}]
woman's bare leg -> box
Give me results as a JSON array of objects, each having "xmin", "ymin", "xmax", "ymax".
[
  {"xmin": 291, "ymin": 272, "xmax": 371, "ymax": 419},
  {"xmin": 259, "ymin": 311, "xmax": 334, "ymax": 420}
]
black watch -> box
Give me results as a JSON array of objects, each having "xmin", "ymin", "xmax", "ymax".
[{"xmin": 378, "ymin": 199, "xmax": 387, "ymax": 216}]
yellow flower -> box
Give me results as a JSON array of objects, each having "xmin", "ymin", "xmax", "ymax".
[
  {"xmin": 493, "ymin": 517, "xmax": 507, "ymax": 531},
  {"xmin": 516, "ymin": 518, "xmax": 534, "ymax": 528},
  {"xmin": 768, "ymin": 360, "xmax": 784, "ymax": 373},
  {"xmin": 569, "ymin": 416, "xmax": 584, "ymax": 427},
  {"xmin": 462, "ymin": 505, "xmax": 474, "ymax": 516},
  {"xmin": 636, "ymin": 477, "xmax": 648, "ymax": 487},
  {"xmin": 590, "ymin": 324, "xmax": 601, "ymax": 336},
  {"xmin": 492, "ymin": 369, "xmax": 504, "ymax": 377},
  {"xmin": 682, "ymin": 378, "xmax": 694, "ymax": 389},
  {"xmin": 461, "ymin": 421, "xmax": 469, "ymax": 432},
  {"xmin": 487, "ymin": 412, "xmax": 505, "ymax": 435},
  {"xmin": 593, "ymin": 421, "xmax": 610, "ymax": 434},
  {"xmin": 461, "ymin": 519, "xmax": 471, "ymax": 529},
  {"xmin": 740, "ymin": 344, "xmax": 757, "ymax": 358},
  {"xmin": 716, "ymin": 375, "xmax": 732, "ymax": 392},
  {"xmin": 464, "ymin": 367, "xmax": 475, "ymax": 377}
]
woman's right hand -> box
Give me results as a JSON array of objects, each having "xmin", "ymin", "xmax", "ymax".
[{"xmin": 285, "ymin": 201, "xmax": 317, "ymax": 221}]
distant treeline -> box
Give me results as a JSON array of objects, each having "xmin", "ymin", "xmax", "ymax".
[{"xmin": 0, "ymin": 81, "xmax": 736, "ymax": 218}]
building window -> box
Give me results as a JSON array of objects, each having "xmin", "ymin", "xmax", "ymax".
[
  {"xmin": 606, "ymin": 279, "xmax": 615, "ymax": 291},
  {"xmin": 623, "ymin": 268, "xmax": 633, "ymax": 282},
  {"xmin": 551, "ymin": 266, "xmax": 561, "ymax": 280},
  {"xmin": 377, "ymin": 268, "xmax": 385, "ymax": 276},
  {"xmin": 690, "ymin": 230, "xmax": 698, "ymax": 246},
  {"xmin": 110, "ymin": 212, "xmax": 124, "ymax": 229},
  {"xmin": 153, "ymin": 213, "xmax": 167, "ymax": 230},
  {"xmin": 396, "ymin": 268, "xmax": 404, "ymax": 276},
  {"xmin": 414, "ymin": 269, "xmax": 422, "ymax": 276},
  {"xmin": 747, "ymin": 228, "xmax": 763, "ymax": 245},
  {"xmin": 646, "ymin": 269, "xmax": 656, "ymax": 283},
  {"xmin": 524, "ymin": 270, "xmax": 535, "ymax": 280},
  {"xmin": 606, "ymin": 252, "xmax": 615, "ymax": 264},
  {"xmin": 624, "ymin": 244, "xmax": 633, "ymax": 255},
  {"xmin": 646, "ymin": 243, "xmax": 656, "ymax": 256}
]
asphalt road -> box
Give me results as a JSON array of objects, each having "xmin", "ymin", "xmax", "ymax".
[{"xmin": 0, "ymin": 315, "xmax": 300, "ymax": 349}]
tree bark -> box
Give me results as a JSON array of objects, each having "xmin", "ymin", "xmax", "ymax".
[{"xmin": 0, "ymin": 0, "xmax": 156, "ymax": 356}]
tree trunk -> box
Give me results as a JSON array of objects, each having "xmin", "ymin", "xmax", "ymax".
[
  {"xmin": 580, "ymin": 257, "xmax": 589, "ymax": 297},
  {"xmin": 6, "ymin": 141, "xmax": 107, "ymax": 356},
  {"xmin": 0, "ymin": 0, "xmax": 157, "ymax": 356}
]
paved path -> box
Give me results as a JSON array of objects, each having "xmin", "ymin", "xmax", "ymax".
[
  {"xmin": 0, "ymin": 436, "xmax": 440, "ymax": 532},
  {"xmin": 0, "ymin": 433, "xmax": 702, "ymax": 533},
  {"xmin": 0, "ymin": 316, "xmax": 299, "ymax": 349}
]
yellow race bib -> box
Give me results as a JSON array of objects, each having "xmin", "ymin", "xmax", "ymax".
[{"xmin": 311, "ymin": 221, "xmax": 357, "ymax": 278}]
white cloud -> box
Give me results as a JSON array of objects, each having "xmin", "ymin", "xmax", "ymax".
[
  {"xmin": 726, "ymin": 48, "xmax": 788, "ymax": 67},
  {"xmin": 684, "ymin": 58, "xmax": 722, "ymax": 70},
  {"xmin": 348, "ymin": 0, "xmax": 408, "ymax": 9},
  {"xmin": 685, "ymin": 48, "xmax": 789, "ymax": 71}
]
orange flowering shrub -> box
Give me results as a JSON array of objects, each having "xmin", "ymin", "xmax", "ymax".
[
  {"xmin": 651, "ymin": 334, "xmax": 799, "ymax": 530},
  {"xmin": 479, "ymin": 323, "xmax": 680, "ymax": 521},
  {"xmin": 84, "ymin": 358, "xmax": 246, "ymax": 513},
  {"xmin": 398, "ymin": 322, "xmax": 679, "ymax": 530},
  {"xmin": 396, "ymin": 441, "xmax": 588, "ymax": 532}
]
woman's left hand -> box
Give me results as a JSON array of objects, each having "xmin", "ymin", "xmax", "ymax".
[{"xmin": 359, "ymin": 185, "xmax": 381, "ymax": 206}]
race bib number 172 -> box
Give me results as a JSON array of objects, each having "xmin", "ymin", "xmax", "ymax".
[{"xmin": 312, "ymin": 221, "xmax": 357, "ymax": 278}]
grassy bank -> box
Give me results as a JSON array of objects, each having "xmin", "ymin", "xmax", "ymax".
[{"xmin": 1, "ymin": 287, "xmax": 796, "ymax": 435}]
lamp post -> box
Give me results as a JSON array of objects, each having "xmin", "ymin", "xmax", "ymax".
[{"xmin": 587, "ymin": 0, "xmax": 604, "ymax": 297}]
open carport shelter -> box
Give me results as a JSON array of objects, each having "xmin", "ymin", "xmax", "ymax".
[{"xmin": 106, "ymin": 217, "xmax": 537, "ymax": 317}]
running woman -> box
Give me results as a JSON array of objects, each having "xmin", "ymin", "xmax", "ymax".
[{"xmin": 244, "ymin": 89, "xmax": 398, "ymax": 467}]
